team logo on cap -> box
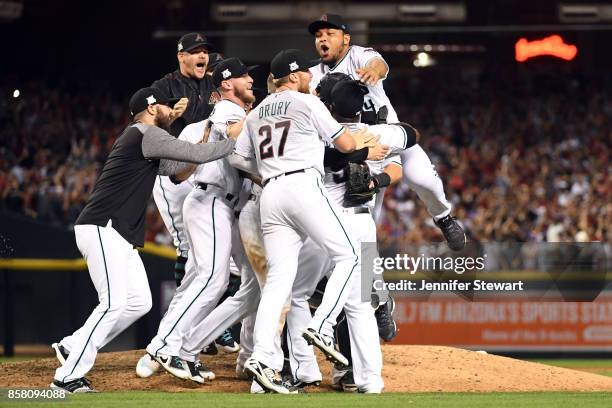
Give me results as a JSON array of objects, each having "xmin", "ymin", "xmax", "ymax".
[
  {"xmin": 289, "ymin": 61, "xmax": 299, "ymax": 71},
  {"xmin": 222, "ymin": 69, "xmax": 232, "ymax": 79},
  {"xmin": 178, "ymin": 42, "xmax": 183, "ymax": 51},
  {"xmin": 146, "ymin": 95, "xmax": 157, "ymax": 105},
  {"xmin": 195, "ymin": 33, "xmax": 204, "ymax": 42}
]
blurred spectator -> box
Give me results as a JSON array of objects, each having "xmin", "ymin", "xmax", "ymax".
[{"xmin": 1, "ymin": 65, "xmax": 610, "ymax": 250}]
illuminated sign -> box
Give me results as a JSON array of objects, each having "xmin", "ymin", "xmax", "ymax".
[{"xmin": 515, "ymin": 35, "xmax": 578, "ymax": 62}]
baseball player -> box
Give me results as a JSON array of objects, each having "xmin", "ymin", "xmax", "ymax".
[
  {"xmin": 231, "ymin": 48, "xmax": 380, "ymax": 394},
  {"xmin": 144, "ymin": 58, "xmax": 257, "ymax": 384},
  {"xmin": 307, "ymin": 14, "xmax": 466, "ymax": 250},
  {"xmin": 285, "ymin": 76, "xmax": 419, "ymax": 393},
  {"xmin": 49, "ymin": 87, "xmax": 236, "ymax": 393}
]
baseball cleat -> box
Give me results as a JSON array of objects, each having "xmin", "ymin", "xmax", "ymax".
[
  {"xmin": 201, "ymin": 343, "xmax": 218, "ymax": 356},
  {"xmin": 244, "ymin": 357, "xmax": 298, "ymax": 394},
  {"xmin": 51, "ymin": 343, "xmax": 69, "ymax": 365},
  {"xmin": 375, "ymin": 296, "xmax": 398, "ymax": 342},
  {"xmin": 193, "ymin": 360, "xmax": 215, "ymax": 380},
  {"xmin": 215, "ymin": 329, "xmax": 240, "ymax": 353},
  {"xmin": 334, "ymin": 369, "xmax": 358, "ymax": 392},
  {"xmin": 302, "ymin": 328, "xmax": 349, "ymax": 368},
  {"xmin": 50, "ymin": 377, "xmax": 97, "ymax": 393},
  {"xmin": 184, "ymin": 361, "xmax": 205, "ymax": 384},
  {"xmin": 434, "ymin": 215, "xmax": 466, "ymax": 251},
  {"xmin": 135, "ymin": 353, "xmax": 161, "ymax": 378},
  {"xmin": 153, "ymin": 354, "xmax": 191, "ymax": 380}
]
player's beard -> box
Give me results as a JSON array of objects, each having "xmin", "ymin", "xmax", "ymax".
[
  {"xmin": 236, "ymin": 87, "xmax": 256, "ymax": 105},
  {"xmin": 297, "ymin": 75, "xmax": 311, "ymax": 94},
  {"xmin": 155, "ymin": 110, "xmax": 172, "ymax": 129}
]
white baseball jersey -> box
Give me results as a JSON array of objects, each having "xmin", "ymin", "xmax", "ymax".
[
  {"xmin": 309, "ymin": 45, "xmax": 398, "ymax": 123},
  {"xmin": 323, "ymin": 121, "xmax": 407, "ymax": 207},
  {"xmin": 180, "ymin": 100, "xmax": 246, "ymax": 196},
  {"xmin": 234, "ymin": 90, "xmax": 344, "ymax": 182}
]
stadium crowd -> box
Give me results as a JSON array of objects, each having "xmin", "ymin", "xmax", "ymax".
[{"xmin": 1, "ymin": 66, "xmax": 609, "ymax": 249}]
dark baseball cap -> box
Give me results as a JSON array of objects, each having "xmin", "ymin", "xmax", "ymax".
[
  {"xmin": 316, "ymin": 72, "xmax": 356, "ymax": 104},
  {"xmin": 177, "ymin": 32, "xmax": 213, "ymax": 52},
  {"xmin": 329, "ymin": 80, "xmax": 369, "ymax": 118},
  {"xmin": 207, "ymin": 53, "xmax": 225, "ymax": 72},
  {"xmin": 212, "ymin": 58, "xmax": 258, "ymax": 87},
  {"xmin": 129, "ymin": 87, "xmax": 180, "ymax": 117},
  {"xmin": 270, "ymin": 49, "xmax": 319, "ymax": 79},
  {"xmin": 308, "ymin": 14, "xmax": 350, "ymax": 35}
]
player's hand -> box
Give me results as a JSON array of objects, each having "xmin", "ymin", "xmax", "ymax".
[
  {"xmin": 352, "ymin": 128, "xmax": 379, "ymax": 150},
  {"xmin": 356, "ymin": 67, "xmax": 382, "ymax": 86},
  {"xmin": 171, "ymin": 97, "xmax": 189, "ymax": 120},
  {"xmin": 367, "ymin": 144, "xmax": 390, "ymax": 161}
]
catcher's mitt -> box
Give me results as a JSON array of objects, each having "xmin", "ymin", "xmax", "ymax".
[{"xmin": 344, "ymin": 162, "xmax": 375, "ymax": 207}]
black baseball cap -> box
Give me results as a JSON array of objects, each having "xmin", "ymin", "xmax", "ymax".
[
  {"xmin": 212, "ymin": 58, "xmax": 258, "ymax": 87},
  {"xmin": 330, "ymin": 81, "xmax": 368, "ymax": 117},
  {"xmin": 308, "ymin": 14, "xmax": 350, "ymax": 35},
  {"xmin": 316, "ymin": 72, "xmax": 356, "ymax": 104},
  {"xmin": 207, "ymin": 53, "xmax": 225, "ymax": 72},
  {"xmin": 177, "ymin": 32, "xmax": 213, "ymax": 52},
  {"xmin": 129, "ymin": 87, "xmax": 180, "ymax": 117},
  {"xmin": 270, "ymin": 49, "xmax": 319, "ymax": 79}
]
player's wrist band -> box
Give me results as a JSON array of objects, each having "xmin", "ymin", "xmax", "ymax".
[{"xmin": 372, "ymin": 173, "xmax": 391, "ymax": 189}]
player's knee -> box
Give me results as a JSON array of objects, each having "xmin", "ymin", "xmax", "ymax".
[{"xmin": 396, "ymin": 122, "xmax": 421, "ymax": 148}]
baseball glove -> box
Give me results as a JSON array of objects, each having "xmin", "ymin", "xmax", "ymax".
[{"xmin": 344, "ymin": 162, "xmax": 376, "ymax": 207}]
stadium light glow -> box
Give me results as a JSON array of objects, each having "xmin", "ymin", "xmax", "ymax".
[{"xmin": 515, "ymin": 35, "xmax": 578, "ymax": 62}]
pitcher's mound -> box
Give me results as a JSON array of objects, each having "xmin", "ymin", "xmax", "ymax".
[{"xmin": 3, "ymin": 345, "xmax": 612, "ymax": 392}]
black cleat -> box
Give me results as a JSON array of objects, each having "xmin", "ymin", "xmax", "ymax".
[
  {"xmin": 215, "ymin": 329, "xmax": 240, "ymax": 353},
  {"xmin": 50, "ymin": 377, "xmax": 97, "ymax": 393},
  {"xmin": 434, "ymin": 215, "xmax": 466, "ymax": 251},
  {"xmin": 375, "ymin": 296, "xmax": 397, "ymax": 342},
  {"xmin": 201, "ymin": 342, "xmax": 218, "ymax": 355},
  {"xmin": 244, "ymin": 357, "xmax": 298, "ymax": 394},
  {"xmin": 334, "ymin": 369, "xmax": 358, "ymax": 393}
]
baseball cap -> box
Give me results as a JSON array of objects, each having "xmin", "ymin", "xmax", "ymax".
[
  {"xmin": 207, "ymin": 52, "xmax": 225, "ymax": 72},
  {"xmin": 316, "ymin": 72, "xmax": 356, "ymax": 104},
  {"xmin": 308, "ymin": 14, "xmax": 350, "ymax": 35},
  {"xmin": 129, "ymin": 87, "xmax": 180, "ymax": 117},
  {"xmin": 270, "ymin": 49, "xmax": 319, "ymax": 79},
  {"xmin": 329, "ymin": 80, "xmax": 369, "ymax": 118},
  {"xmin": 212, "ymin": 58, "xmax": 258, "ymax": 87},
  {"xmin": 177, "ymin": 32, "xmax": 213, "ymax": 52}
]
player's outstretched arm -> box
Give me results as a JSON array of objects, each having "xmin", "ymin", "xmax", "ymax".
[{"xmin": 141, "ymin": 125, "xmax": 235, "ymax": 176}]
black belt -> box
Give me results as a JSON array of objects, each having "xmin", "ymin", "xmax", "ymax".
[
  {"xmin": 196, "ymin": 183, "xmax": 236, "ymax": 202},
  {"xmin": 344, "ymin": 207, "xmax": 370, "ymax": 214},
  {"xmin": 263, "ymin": 169, "xmax": 305, "ymax": 187}
]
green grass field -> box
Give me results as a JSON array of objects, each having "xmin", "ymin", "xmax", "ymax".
[{"xmin": 1, "ymin": 392, "xmax": 611, "ymax": 408}]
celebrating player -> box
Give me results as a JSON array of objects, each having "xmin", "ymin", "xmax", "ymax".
[
  {"xmin": 308, "ymin": 14, "xmax": 466, "ymax": 250},
  {"xmin": 231, "ymin": 48, "xmax": 379, "ymax": 394},
  {"xmin": 49, "ymin": 87, "xmax": 237, "ymax": 393}
]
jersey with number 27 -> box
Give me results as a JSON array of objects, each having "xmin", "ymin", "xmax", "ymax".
[{"xmin": 234, "ymin": 90, "xmax": 344, "ymax": 182}]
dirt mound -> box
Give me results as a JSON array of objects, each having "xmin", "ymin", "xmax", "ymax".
[{"xmin": 3, "ymin": 345, "xmax": 612, "ymax": 392}]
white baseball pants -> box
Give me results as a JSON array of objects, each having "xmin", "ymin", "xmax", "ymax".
[
  {"xmin": 55, "ymin": 221, "xmax": 152, "ymax": 382},
  {"xmin": 287, "ymin": 210, "xmax": 384, "ymax": 391},
  {"xmin": 152, "ymin": 176, "xmax": 193, "ymax": 258},
  {"xmin": 252, "ymin": 169, "xmax": 359, "ymax": 370},
  {"xmin": 147, "ymin": 188, "xmax": 233, "ymax": 357}
]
